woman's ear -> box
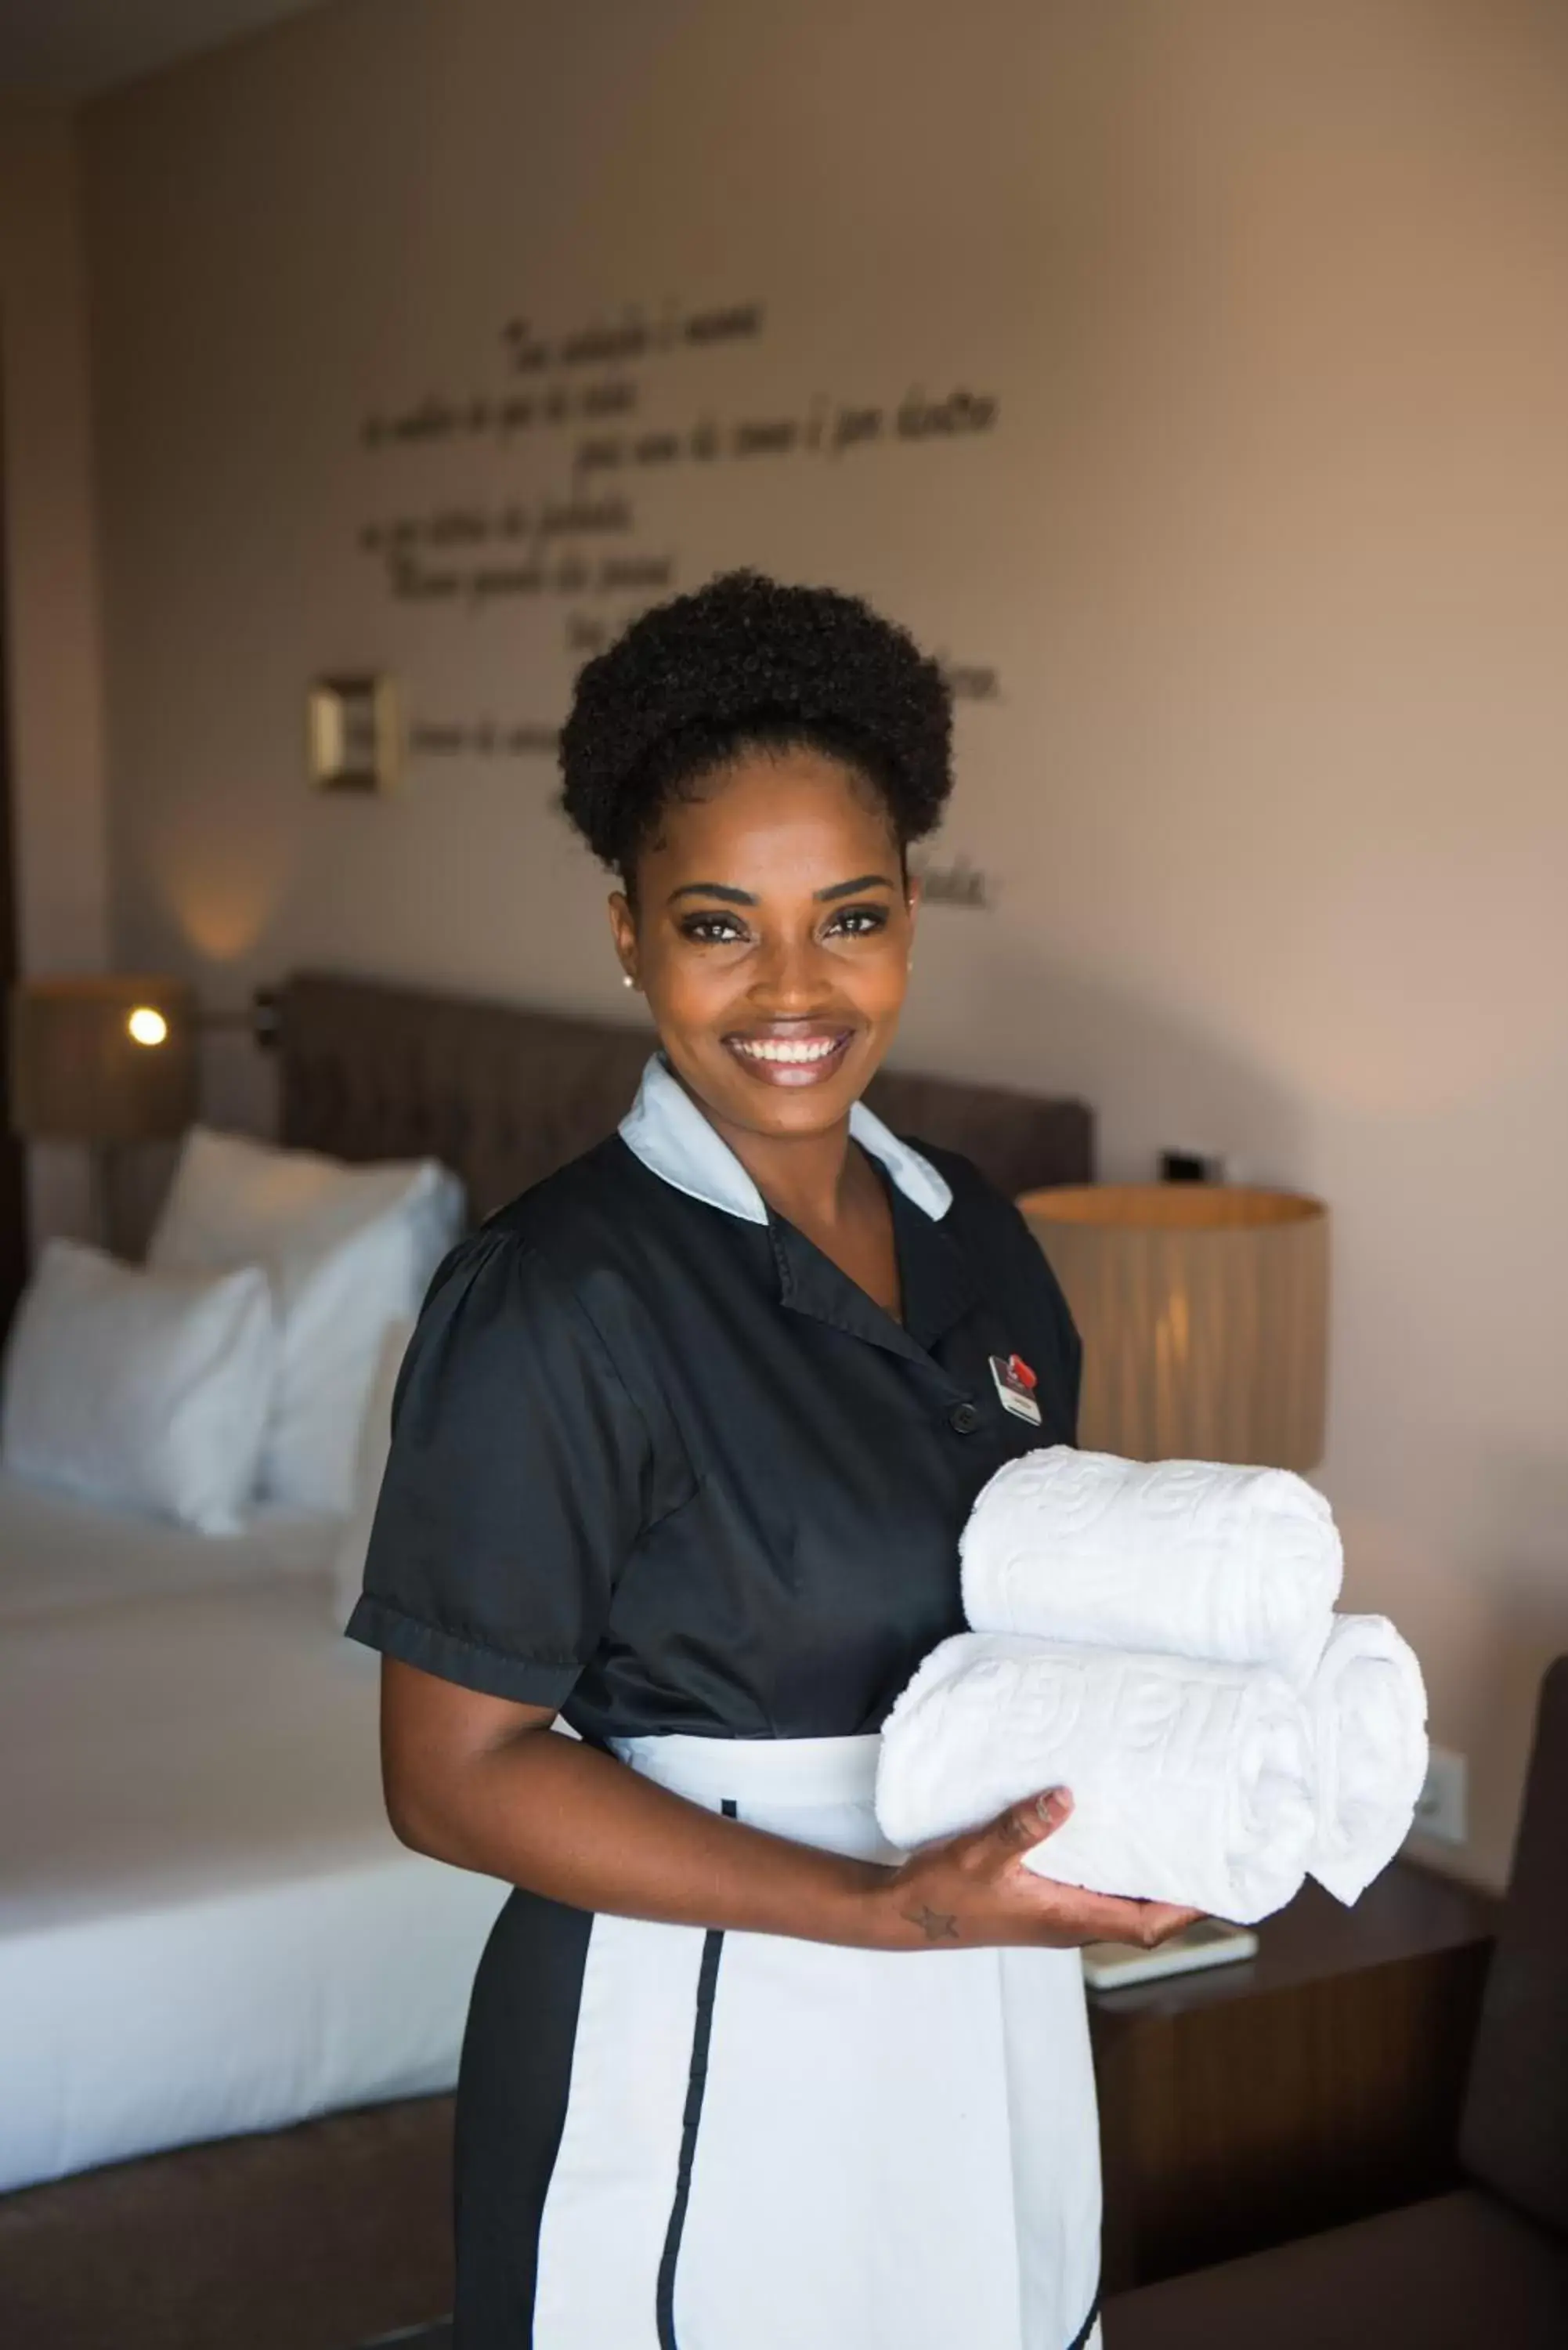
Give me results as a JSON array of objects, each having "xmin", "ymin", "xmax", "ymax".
[{"xmin": 608, "ymin": 890, "xmax": 639, "ymax": 989}]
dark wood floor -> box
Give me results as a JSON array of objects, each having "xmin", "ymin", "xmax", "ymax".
[{"xmin": 0, "ymin": 2096, "xmax": 455, "ymax": 2350}]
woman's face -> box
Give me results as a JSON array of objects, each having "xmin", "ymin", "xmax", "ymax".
[{"xmin": 609, "ymin": 748, "xmax": 919, "ymax": 1142}]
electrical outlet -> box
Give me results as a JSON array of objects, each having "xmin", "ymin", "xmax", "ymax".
[
  {"xmin": 1158, "ymin": 1148, "xmax": 1229, "ymax": 1183},
  {"xmin": 1411, "ymin": 1745, "xmax": 1468, "ymax": 1846}
]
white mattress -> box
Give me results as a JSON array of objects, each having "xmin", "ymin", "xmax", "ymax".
[
  {"xmin": 0, "ymin": 1467, "xmax": 341, "ymax": 1623},
  {"xmin": 0, "ymin": 1567, "xmax": 508, "ymax": 2192}
]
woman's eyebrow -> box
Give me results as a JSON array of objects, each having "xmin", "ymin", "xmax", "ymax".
[
  {"xmin": 667, "ymin": 880, "xmax": 758, "ymax": 905},
  {"xmin": 665, "ymin": 871, "xmax": 895, "ymax": 907}
]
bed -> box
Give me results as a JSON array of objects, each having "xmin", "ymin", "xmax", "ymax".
[
  {"xmin": 0, "ymin": 971, "xmax": 1093, "ymax": 2344},
  {"xmin": 0, "ymin": 1471, "xmax": 335, "ymax": 1626},
  {"xmin": 0, "ymin": 1564, "xmax": 505, "ymax": 2196}
]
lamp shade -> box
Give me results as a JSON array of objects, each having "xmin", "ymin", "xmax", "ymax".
[
  {"xmin": 1018, "ymin": 1184, "xmax": 1329, "ymax": 1471},
  {"xmin": 9, "ymin": 977, "xmax": 198, "ymax": 1144}
]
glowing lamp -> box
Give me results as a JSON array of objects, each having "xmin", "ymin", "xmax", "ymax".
[{"xmin": 1017, "ymin": 1183, "xmax": 1329, "ymax": 1471}]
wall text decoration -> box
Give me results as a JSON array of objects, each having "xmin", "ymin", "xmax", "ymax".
[
  {"xmin": 351, "ymin": 298, "xmax": 1002, "ymax": 905},
  {"xmin": 356, "ymin": 297, "xmax": 1000, "ymax": 669}
]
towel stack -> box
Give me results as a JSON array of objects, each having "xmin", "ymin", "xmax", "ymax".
[{"xmin": 875, "ymin": 1448, "xmax": 1428, "ymax": 1925}]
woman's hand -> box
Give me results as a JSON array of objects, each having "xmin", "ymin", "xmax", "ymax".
[{"xmin": 874, "ymin": 1788, "xmax": 1204, "ymax": 1952}]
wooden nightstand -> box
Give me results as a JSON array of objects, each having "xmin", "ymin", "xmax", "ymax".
[{"xmin": 1087, "ymin": 1858, "xmax": 1501, "ymax": 2293}]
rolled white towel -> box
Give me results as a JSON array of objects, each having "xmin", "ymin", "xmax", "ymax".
[
  {"xmin": 960, "ymin": 1447, "xmax": 1342, "ymax": 1690},
  {"xmin": 1306, "ymin": 1614, "xmax": 1429, "ymax": 1904},
  {"xmin": 876, "ymin": 1631, "xmax": 1317, "ymax": 1925}
]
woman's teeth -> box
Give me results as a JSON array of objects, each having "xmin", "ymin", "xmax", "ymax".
[{"xmin": 728, "ymin": 1035, "xmax": 845, "ymax": 1065}]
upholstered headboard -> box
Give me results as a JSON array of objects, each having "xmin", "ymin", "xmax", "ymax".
[{"xmin": 274, "ymin": 971, "xmax": 1093, "ymax": 1220}]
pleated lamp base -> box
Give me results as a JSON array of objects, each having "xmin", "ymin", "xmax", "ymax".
[{"xmin": 1017, "ymin": 1184, "xmax": 1328, "ymax": 1472}]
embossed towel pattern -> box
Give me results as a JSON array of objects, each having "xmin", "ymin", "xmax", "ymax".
[
  {"xmin": 959, "ymin": 1447, "xmax": 1342, "ymax": 1690},
  {"xmin": 876, "ymin": 1631, "xmax": 1317, "ymax": 1924},
  {"xmin": 879, "ymin": 1448, "xmax": 1427, "ymax": 1917}
]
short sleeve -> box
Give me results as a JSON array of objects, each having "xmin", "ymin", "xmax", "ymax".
[{"xmin": 345, "ymin": 1224, "xmax": 655, "ymax": 1706}]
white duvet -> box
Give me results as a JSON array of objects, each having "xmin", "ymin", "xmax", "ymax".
[
  {"xmin": 0, "ymin": 1483, "xmax": 506, "ymax": 2192},
  {"xmin": 0, "ymin": 1469, "xmax": 338, "ymax": 1624}
]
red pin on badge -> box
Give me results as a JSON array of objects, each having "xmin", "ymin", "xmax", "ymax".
[{"xmin": 990, "ymin": 1352, "xmax": 1043, "ymax": 1423}]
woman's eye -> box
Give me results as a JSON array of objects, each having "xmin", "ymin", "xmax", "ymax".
[
  {"xmin": 680, "ymin": 913, "xmax": 749, "ymax": 945},
  {"xmin": 826, "ymin": 905, "xmax": 890, "ymax": 938},
  {"xmin": 677, "ymin": 904, "xmax": 890, "ymax": 945}
]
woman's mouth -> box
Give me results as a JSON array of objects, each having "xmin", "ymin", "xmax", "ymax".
[{"xmin": 722, "ymin": 1029, "xmax": 855, "ymax": 1087}]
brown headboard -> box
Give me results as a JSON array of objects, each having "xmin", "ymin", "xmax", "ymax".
[{"xmin": 275, "ymin": 971, "xmax": 1093, "ymax": 1220}]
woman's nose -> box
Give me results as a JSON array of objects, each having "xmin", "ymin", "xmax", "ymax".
[{"xmin": 750, "ymin": 927, "xmax": 831, "ymax": 1006}]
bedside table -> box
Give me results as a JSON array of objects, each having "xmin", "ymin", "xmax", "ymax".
[{"xmin": 1087, "ymin": 1858, "xmax": 1501, "ymax": 2292}]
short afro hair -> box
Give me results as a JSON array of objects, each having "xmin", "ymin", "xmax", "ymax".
[{"xmin": 558, "ymin": 569, "xmax": 953, "ymax": 886}]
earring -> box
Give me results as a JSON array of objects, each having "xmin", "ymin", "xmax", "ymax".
[{"xmin": 623, "ymin": 973, "xmax": 637, "ymax": 989}]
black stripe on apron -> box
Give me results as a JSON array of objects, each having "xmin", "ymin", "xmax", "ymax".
[
  {"xmin": 655, "ymin": 1797, "xmax": 737, "ymax": 2348},
  {"xmin": 1065, "ymin": 2280, "xmax": 1101, "ymax": 2350}
]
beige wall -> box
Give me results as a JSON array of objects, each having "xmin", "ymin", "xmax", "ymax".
[
  {"xmin": 0, "ymin": 103, "xmax": 110, "ymax": 1239},
  {"xmin": 81, "ymin": 0, "xmax": 1568, "ymax": 1889}
]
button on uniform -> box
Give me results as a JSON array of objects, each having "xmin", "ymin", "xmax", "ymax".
[{"xmin": 948, "ymin": 1400, "xmax": 981, "ymax": 1434}]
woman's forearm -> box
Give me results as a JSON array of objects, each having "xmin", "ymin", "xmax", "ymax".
[
  {"xmin": 392, "ymin": 1716, "xmax": 898, "ymax": 1948},
  {"xmin": 379, "ymin": 1658, "xmax": 1194, "ymax": 1955}
]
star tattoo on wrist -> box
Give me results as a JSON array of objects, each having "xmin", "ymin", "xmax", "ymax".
[{"xmin": 904, "ymin": 1903, "xmax": 960, "ymax": 1943}]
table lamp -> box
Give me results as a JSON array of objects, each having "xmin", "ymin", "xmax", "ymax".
[
  {"xmin": 9, "ymin": 976, "xmax": 199, "ymax": 1243},
  {"xmin": 1017, "ymin": 1183, "xmax": 1329, "ymax": 1470}
]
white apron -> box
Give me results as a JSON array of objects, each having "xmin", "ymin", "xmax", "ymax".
[{"xmin": 531, "ymin": 1732, "xmax": 1104, "ymax": 2350}]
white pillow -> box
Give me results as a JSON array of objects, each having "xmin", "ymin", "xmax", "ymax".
[
  {"xmin": 1, "ymin": 1240, "xmax": 276, "ymax": 1535},
  {"xmin": 331, "ymin": 1314, "xmax": 414, "ymax": 1630},
  {"xmin": 148, "ymin": 1128, "xmax": 463, "ymax": 1515}
]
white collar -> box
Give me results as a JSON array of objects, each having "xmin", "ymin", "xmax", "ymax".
[{"xmin": 619, "ymin": 1053, "xmax": 952, "ymax": 1226}]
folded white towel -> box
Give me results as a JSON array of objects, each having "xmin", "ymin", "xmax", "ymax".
[
  {"xmin": 960, "ymin": 1448, "xmax": 1342, "ymax": 1691},
  {"xmin": 876, "ymin": 1631, "xmax": 1317, "ymax": 1925},
  {"xmin": 1305, "ymin": 1614, "xmax": 1429, "ymax": 1904}
]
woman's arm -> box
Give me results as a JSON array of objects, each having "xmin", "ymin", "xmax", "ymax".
[{"xmin": 381, "ymin": 1658, "xmax": 1199, "ymax": 1954}]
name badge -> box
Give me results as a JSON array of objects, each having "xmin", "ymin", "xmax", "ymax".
[{"xmin": 989, "ymin": 1352, "xmax": 1042, "ymax": 1424}]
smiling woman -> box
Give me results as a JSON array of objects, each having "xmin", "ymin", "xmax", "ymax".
[
  {"xmin": 566, "ymin": 569, "xmax": 951, "ymax": 1299},
  {"xmin": 348, "ymin": 571, "xmax": 1187, "ymax": 2350}
]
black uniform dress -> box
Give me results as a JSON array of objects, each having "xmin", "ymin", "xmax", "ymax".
[{"xmin": 348, "ymin": 1054, "xmax": 1102, "ymax": 2350}]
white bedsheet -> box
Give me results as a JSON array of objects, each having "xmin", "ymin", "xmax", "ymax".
[
  {"xmin": 0, "ymin": 1468, "xmax": 341, "ymax": 1623},
  {"xmin": 0, "ymin": 1572, "xmax": 508, "ymax": 2192}
]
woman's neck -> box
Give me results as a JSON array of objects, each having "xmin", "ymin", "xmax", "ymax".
[{"xmin": 694, "ymin": 1091, "xmax": 870, "ymax": 1238}]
